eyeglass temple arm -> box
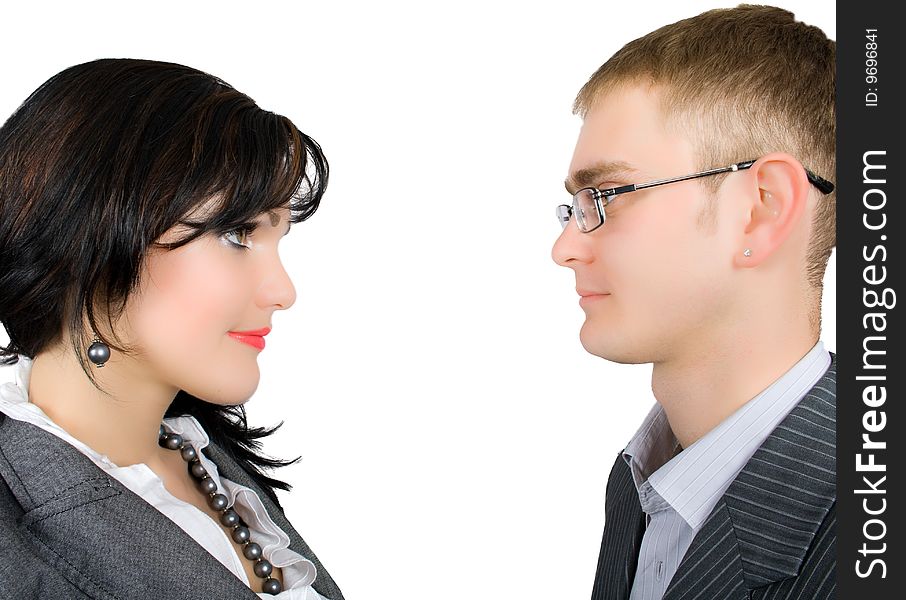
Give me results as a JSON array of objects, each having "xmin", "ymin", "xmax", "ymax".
[{"xmin": 628, "ymin": 160, "xmax": 834, "ymax": 195}]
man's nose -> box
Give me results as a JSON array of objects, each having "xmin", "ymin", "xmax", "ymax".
[{"xmin": 552, "ymin": 219, "xmax": 594, "ymax": 267}]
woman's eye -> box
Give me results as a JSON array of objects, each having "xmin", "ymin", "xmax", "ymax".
[{"xmin": 222, "ymin": 226, "xmax": 253, "ymax": 249}]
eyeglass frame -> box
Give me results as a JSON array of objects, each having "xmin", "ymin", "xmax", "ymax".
[{"xmin": 556, "ymin": 159, "xmax": 835, "ymax": 233}]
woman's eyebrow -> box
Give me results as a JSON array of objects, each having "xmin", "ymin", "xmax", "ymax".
[{"xmin": 263, "ymin": 209, "xmax": 292, "ymax": 236}]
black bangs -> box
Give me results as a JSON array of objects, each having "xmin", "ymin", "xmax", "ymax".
[
  {"xmin": 140, "ymin": 82, "xmax": 328, "ymax": 250},
  {"xmin": 218, "ymin": 113, "xmax": 328, "ymax": 228}
]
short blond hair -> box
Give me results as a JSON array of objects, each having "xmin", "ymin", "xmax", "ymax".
[{"xmin": 575, "ymin": 5, "xmax": 835, "ymax": 302}]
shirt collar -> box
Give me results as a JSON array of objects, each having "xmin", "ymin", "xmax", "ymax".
[
  {"xmin": 623, "ymin": 341, "xmax": 831, "ymax": 530},
  {"xmin": 622, "ymin": 404, "xmax": 679, "ymax": 490}
]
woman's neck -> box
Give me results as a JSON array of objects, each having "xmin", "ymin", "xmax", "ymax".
[{"xmin": 28, "ymin": 345, "xmax": 179, "ymax": 467}]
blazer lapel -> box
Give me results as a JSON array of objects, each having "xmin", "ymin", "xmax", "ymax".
[
  {"xmin": 0, "ymin": 416, "xmax": 258, "ymax": 600},
  {"xmin": 592, "ymin": 454, "xmax": 647, "ymax": 600},
  {"xmin": 204, "ymin": 442, "xmax": 345, "ymax": 600},
  {"xmin": 664, "ymin": 356, "xmax": 836, "ymax": 599}
]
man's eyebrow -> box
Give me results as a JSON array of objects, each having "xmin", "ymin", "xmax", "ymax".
[{"xmin": 564, "ymin": 161, "xmax": 640, "ymax": 195}]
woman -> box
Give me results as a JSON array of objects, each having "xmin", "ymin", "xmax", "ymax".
[{"xmin": 0, "ymin": 59, "xmax": 342, "ymax": 599}]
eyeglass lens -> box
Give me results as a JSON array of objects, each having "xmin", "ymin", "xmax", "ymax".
[
  {"xmin": 574, "ymin": 188, "xmax": 602, "ymax": 232},
  {"xmin": 556, "ymin": 205, "xmax": 572, "ymax": 229}
]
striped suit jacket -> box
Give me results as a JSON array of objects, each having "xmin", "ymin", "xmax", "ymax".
[
  {"xmin": 0, "ymin": 414, "xmax": 344, "ymax": 600},
  {"xmin": 591, "ymin": 354, "xmax": 836, "ymax": 600}
]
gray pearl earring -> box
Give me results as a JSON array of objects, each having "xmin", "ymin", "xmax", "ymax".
[
  {"xmin": 743, "ymin": 248, "xmax": 752, "ymax": 257},
  {"xmin": 87, "ymin": 335, "xmax": 111, "ymax": 368}
]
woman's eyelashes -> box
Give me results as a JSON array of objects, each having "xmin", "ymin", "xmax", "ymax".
[{"xmin": 221, "ymin": 223, "xmax": 258, "ymax": 250}]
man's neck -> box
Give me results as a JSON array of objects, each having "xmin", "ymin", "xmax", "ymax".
[{"xmin": 651, "ymin": 333, "xmax": 819, "ymax": 449}]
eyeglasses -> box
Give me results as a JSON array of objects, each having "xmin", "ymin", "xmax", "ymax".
[{"xmin": 556, "ymin": 159, "xmax": 835, "ymax": 233}]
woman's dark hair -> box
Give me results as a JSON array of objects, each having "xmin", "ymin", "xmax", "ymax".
[{"xmin": 0, "ymin": 59, "xmax": 328, "ymax": 503}]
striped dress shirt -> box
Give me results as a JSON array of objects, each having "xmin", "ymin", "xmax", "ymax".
[{"xmin": 623, "ymin": 342, "xmax": 831, "ymax": 600}]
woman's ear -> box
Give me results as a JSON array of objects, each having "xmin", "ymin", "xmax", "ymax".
[{"xmin": 734, "ymin": 153, "xmax": 811, "ymax": 268}]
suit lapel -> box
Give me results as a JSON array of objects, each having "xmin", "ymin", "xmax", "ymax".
[
  {"xmin": 0, "ymin": 416, "xmax": 259, "ymax": 599},
  {"xmin": 591, "ymin": 454, "xmax": 647, "ymax": 600},
  {"xmin": 204, "ymin": 443, "xmax": 345, "ymax": 600},
  {"xmin": 664, "ymin": 356, "xmax": 836, "ymax": 599}
]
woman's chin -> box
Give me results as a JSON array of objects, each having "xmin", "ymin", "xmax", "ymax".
[{"xmin": 178, "ymin": 365, "xmax": 261, "ymax": 406}]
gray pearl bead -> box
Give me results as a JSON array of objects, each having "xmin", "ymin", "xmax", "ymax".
[
  {"xmin": 198, "ymin": 477, "xmax": 217, "ymax": 494},
  {"xmin": 253, "ymin": 559, "xmax": 273, "ymax": 578},
  {"xmin": 87, "ymin": 341, "xmax": 110, "ymax": 366},
  {"xmin": 163, "ymin": 434, "xmax": 183, "ymax": 450},
  {"xmin": 189, "ymin": 461, "xmax": 207, "ymax": 479},
  {"xmin": 231, "ymin": 526, "xmax": 250, "ymax": 544},
  {"xmin": 262, "ymin": 578, "xmax": 282, "ymax": 595},
  {"xmin": 208, "ymin": 493, "xmax": 228, "ymax": 511},
  {"xmin": 243, "ymin": 542, "xmax": 262, "ymax": 560},
  {"xmin": 220, "ymin": 509, "xmax": 240, "ymax": 527},
  {"xmin": 180, "ymin": 446, "xmax": 197, "ymax": 461}
]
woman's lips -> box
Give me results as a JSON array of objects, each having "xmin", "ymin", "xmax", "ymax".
[{"xmin": 227, "ymin": 327, "xmax": 270, "ymax": 351}]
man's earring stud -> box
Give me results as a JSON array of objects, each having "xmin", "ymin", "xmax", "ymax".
[
  {"xmin": 87, "ymin": 334, "xmax": 111, "ymax": 368},
  {"xmin": 743, "ymin": 248, "xmax": 752, "ymax": 257}
]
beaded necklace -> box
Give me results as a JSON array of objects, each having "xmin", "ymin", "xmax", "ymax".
[{"xmin": 158, "ymin": 426, "xmax": 282, "ymax": 595}]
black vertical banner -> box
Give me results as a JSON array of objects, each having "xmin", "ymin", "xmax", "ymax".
[{"xmin": 837, "ymin": 1, "xmax": 903, "ymax": 597}]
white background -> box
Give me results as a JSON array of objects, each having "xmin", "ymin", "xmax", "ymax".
[{"xmin": 0, "ymin": 2, "xmax": 835, "ymax": 598}]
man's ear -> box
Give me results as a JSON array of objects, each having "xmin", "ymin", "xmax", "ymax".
[{"xmin": 734, "ymin": 152, "xmax": 811, "ymax": 268}]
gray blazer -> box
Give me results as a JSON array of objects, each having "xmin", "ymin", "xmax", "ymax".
[
  {"xmin": 591, "ymin": 354, "xmax": 836, "ymax": 600},
  {"xmin": 0, "ymin": 415, "xmax": 344, "ymax": 600}
]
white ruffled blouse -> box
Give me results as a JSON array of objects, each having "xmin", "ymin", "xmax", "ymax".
[{"xmin": 0, "ymin": 356, "xmax": 328, "ymax": 600}]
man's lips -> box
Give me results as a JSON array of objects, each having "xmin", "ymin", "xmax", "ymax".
[
  {"xmin": 576, "ymin": 289, "xmax": 611, "ymax": 297},
  {"xmin": 227, "ymin": 327, "xmax": 271, "ymax": 351},
  {"xmin": 577, "ymin": 290, "xmax": 611, "ymax": 306}
]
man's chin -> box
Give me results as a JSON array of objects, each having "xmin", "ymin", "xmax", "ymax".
[{"xmin": 579, "ymin": 328, "xmax": 648, "ymax": 365}]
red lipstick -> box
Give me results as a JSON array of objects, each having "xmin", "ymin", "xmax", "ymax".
[{"xmin": 228, "ymin": 327, "xmax": 270, "ymax": 351}]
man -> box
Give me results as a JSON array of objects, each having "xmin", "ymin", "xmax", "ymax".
[{"xmin": 552, "ymin": 6, "xmax": 835, "ymax": 600}]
